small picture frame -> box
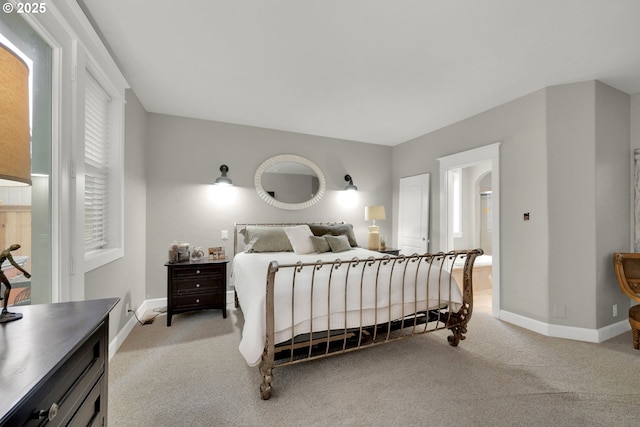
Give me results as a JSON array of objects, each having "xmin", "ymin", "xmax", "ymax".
[{"xmin": 208, "ymin": 246, "xmax": 226, "ymax": 260}]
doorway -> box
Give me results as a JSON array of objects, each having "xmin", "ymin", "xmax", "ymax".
[{"xmin": 439, "ymin": 143, "xmax": 500, "ymax": 318}]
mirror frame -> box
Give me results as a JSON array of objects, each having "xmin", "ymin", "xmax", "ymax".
[{"xmin": 254, "ymin": 154, "xmax": 326, "ymax": 210}]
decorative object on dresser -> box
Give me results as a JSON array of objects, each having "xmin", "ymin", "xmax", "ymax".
[
  {"xmin": 0, "ymin": 244, "xmax": 31, "ymax": 323},
  {"xmin": 364, "ymin": 205, "xmax": 386, "ymax": 250},
  {"xmin": 0, "ymin": 42, "xmax": 31, "ymax": 187},
  {"xmin": 232, "ymin": 222, "xmax": 482, "ymax": 400},
  {"xmin": 165, "ymin": 259, "xmax": 229, "ymax": 326},
  {"xmin": 0, "ymin": 298, "xmax": 119, "ymax": 426}
]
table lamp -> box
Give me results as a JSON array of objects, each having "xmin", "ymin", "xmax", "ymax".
[
  {"xmin": 365, "ymin": 205, "xmax": 385, "ymax": 250},
  {"xmin": 0, "ymin": 42, "xmax": 32, "ymax": 323}
]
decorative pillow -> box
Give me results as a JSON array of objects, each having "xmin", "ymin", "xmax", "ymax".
[
  {"xmin": 284, "ymin": 225, "xmax": 316, "ymax": 254},
  {"xmin": 331, "ymin": 223, "xmax": 358, "ymax": 247},
  {"xmin": 308, "ymin": 224, "xmax": 333, "ymax": 237},
  {"xmin": 308, "ymin": 223, "xmax": 358, "ymax": 247},
  {"xmin": 240, "ymin": 226, "xmax": 293, "ymax": 252},
  {"xmin": 325, "ymin": 234, "xmax": 352, "ymax": 253},
  {"xmin": 310, "ymin": 234, "xmax": 331, "ymax": 253}
]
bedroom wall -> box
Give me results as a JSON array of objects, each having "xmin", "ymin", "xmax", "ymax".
[
  {"xmin": 85, "ymin": 89, "xmax": 148, "ymax": 342},
  {"xmin": 593, "ymin": 81, "xmax": 631, "ymax": 329},
  {"xmin": 545, "ymin": 81, "xmax": 630, "ymax": 330},
  {"xmin": 392, "ymin": 89, "xmax": 550, "ymax": 322},
  {"xmin": 392, "ymin": 80, "xmax": 631, "ymax": 332},
  {"xmin": 144, "ymin": 114, "xmax": 393, "ymax": 300}
]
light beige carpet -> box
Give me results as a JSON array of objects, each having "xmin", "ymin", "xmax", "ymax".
[{"xmin": 108, "ymin": 296, "xmax": 639, "ymax": 426}]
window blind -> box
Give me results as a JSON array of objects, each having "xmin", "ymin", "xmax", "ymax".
[{"xmin": 84, "ymin": 71, "xmax": 111, "ymax": 251}]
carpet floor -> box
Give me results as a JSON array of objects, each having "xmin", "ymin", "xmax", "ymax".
[{"xmin": 108, "ymin": 295, "xmax": 639, "ymax": 426}]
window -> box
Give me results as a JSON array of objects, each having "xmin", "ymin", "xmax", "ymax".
[
  {"xmin": 449, "ymin": 168, "xmax": 462, "ymax": 237},
  {"xmin": 82, "ymin": 62, "xmax": 124, "ymax": 273},
  {"xmin": 84, "ymin": 71, "xmax": 111, "ymax": 251}
]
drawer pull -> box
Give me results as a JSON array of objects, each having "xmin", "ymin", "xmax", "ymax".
[
  {"xmin": 196, "ymin": 283, "xmax": 200, "ymax": 288},
  {"xmin": 196, "ymin": 270, "xmax": 200, "ymax": 274},
  {"xmin": 36, "ymin": 402, "xmax": 59, "ymax": 421},
  {"xmin": 196, "ymin": 299, "xmax": 200, "ymax": 303}
]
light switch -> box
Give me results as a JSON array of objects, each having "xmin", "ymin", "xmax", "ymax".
[{"xmin": 221, "ymin": 230, "xmax": 229, "ymax": 240}]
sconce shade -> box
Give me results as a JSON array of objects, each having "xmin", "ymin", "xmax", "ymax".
[
  {"xmin": 215, "ymin": 164, "xmax": 232, "ymax": 185},
  {"xmin": 0, "ymin": 43, "xmax": 31, "ymax": 186},
  {"xmin": 365, "ymin": 205, "xmax": 386, "ymax": 222},
  {"xmin": 344, "ymin": 174, "xmax": 357, "ymax": 191}
]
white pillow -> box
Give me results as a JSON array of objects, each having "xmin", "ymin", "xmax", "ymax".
[{"xmin": 284, "ymin": 225, "xmax": 316, "ymax": 254}]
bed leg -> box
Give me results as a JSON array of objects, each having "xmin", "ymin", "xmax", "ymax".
[
  {"xmin": 447, "ymin": 325, "xmax": 467, "ymax": 346},
  {"xmin": 259, "ymin": 362, "xmax": 273, "ymax": 400},
  {"xmin": 446, "ymin": 309, "xmax": 469, "ymax": 347}
]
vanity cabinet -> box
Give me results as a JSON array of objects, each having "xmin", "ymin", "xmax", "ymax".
[{"xmin": 0, "ymin": 298, "xmax": 119, "ymax": 427}]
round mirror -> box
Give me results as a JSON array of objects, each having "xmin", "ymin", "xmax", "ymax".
[{"xmin": 254, "ymin": 154, "xmax": 326, "ymax": 210}]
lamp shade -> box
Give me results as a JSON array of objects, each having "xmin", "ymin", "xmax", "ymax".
[
  {"xmin": 365, "ymin": 205, "xmax": 386, "ymax": 221},
  {"xmin": 0, "ymin": 43, "xmax": 31, "ymax": 186}
]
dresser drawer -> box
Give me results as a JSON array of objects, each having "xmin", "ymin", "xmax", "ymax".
[
  {"xmin": 17, "ymin": 322, "xmax": 105, "ymax": 427},
  {"xmin": 171, "ymin": 264, "xmax": 224, "ymax": 279},
  {"xmin": 173, "ymin": 293, "xmax": 225, "ymax": 310},
  {"xmin": 173, "ymin": 277, "xmax": 224, "ymax": 295}
]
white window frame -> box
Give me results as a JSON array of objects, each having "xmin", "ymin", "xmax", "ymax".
[
  {"xmin": 20, "ymin": 0, "xmax": 128, "ymax": 299},
  {"xmin": 80, "ymin": 54, "xmax": 125, "ymax": 273}
]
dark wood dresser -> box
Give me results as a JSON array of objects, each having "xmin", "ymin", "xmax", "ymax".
[
  {"xmin": 165, "ymin": 259, "xmax": 228, "ymax": 326},
  {"xmin": 0, "ymin": 298, "xmax": 119, "ymax": 427}
]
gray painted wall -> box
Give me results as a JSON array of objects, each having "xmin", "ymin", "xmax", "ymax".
[
  {"xmin": 144, "ymin": 114, "xmax": 393, "ymax": 300},
  {"xmin": 393, "ymin": 80, "xmax": 631, "ymax": 329},
  {"xmin": 85, "ymin": 90, "xmax": 148, "ymax": 342},
  {"xmin": 392, "ymin": 89, "xmax": 550, "ymax": 322},
  {"xmin": 84, "ymin": 82, "xmax": 637, "ymax": 341}
]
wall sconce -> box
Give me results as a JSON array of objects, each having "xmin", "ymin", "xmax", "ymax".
[
  {"xmin": 0, "ymin": 43, "xmax": 31, "ymax": 187},
  {"xmin": 214, "ymin": 164, "xmax": 232, "ymax": 186},
  {"xmin": 344, "ymin": 174, "xmax": 358, "ymax": 191},
  {"xmin": 365, "ymin": 205, "xmax": 386, "ymax": 250}
]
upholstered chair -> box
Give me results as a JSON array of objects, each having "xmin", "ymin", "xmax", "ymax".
[{"xmin": 612, "ymin": 253, "xmax": 640, "ymax": 350}]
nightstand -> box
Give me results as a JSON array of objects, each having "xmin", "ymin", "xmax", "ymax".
[
  {"xmin": 165, "ymin": 259, "xmax": 228, "ymax": 326},
  {"xmin": 377, "ymin": 248, "xmax": 400, "ymax": 256}
]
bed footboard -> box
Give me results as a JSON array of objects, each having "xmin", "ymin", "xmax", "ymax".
[{"xmin": 258, "ymin": 249, "xmax": 482, "ymax": 400}]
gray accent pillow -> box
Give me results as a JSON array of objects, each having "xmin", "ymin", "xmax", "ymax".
[
  {"xmin": 325, "ymin": 235, "xmax": 352, "ymax": 253},
  {"xmin": 308, "ymin": 223, "xmax": 358, "ymax": 247},
  {"xmin": 310, "ymin": 234, "xmax": 331, "ymax": 253},
  {"xmin": 240, "ymin": 226, "xmax": 293, "ymax": 252}
]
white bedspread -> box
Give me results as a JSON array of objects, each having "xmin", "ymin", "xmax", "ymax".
[{"xmin": 232, "ymin": 248, "xmax": 463, "ymax": 366}]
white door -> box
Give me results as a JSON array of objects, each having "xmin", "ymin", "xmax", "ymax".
[{"xmin": 397, "ymin": 174, "xmax": 429, "ymax": 255}]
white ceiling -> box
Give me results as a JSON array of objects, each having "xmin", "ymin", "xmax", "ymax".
[{"xmin": 79, "ymin": 0, "xmax": 640, "ymax": 146}]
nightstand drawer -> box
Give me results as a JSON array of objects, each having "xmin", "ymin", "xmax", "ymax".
[
  {"xmin": 173, "ymin": 293, "xmax": 225, "ymax": 310},
  {"xmin": 171, "ymin": 264, "xmax": 224, "ymax": 279},
  {"xmin": 173, "ymin": 277, "xmax": 224, "ymax": 295}
]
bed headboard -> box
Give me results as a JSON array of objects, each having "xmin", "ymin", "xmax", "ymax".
[{"xmin": 233, "ymin": 222, "xmax": 350, "ymax": 255}]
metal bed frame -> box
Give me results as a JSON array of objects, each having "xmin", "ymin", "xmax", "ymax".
[{"xmin": 233, "ymin": 223, "xmax": 482, "ymax": 400}]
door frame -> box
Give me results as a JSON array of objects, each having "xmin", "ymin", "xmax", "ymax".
[{"xmin": 439, "ymin": 142, "xmax": 501, "ymax": 318}]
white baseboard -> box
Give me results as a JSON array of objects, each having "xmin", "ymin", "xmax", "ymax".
[
  {"xmin": 499, "ymin": 310, "xmax": 630, "ymax": 343},
  {"xmin": 109, "ymin": 291, "xmax": 235, "ymax": 360}
]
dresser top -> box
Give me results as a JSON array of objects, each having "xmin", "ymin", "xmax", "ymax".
[{"xmin": 0, "ymin": 298, "xmax": 119, "ymax": 421}]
